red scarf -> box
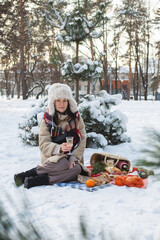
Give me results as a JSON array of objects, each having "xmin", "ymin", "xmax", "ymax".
[{"xmin": 43, "ymin": 108, "xmax": 82, "ymax": 147}]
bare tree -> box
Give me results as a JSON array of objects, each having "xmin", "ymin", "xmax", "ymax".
[
  {"xmin": 116, "ymin": 0, "xmax": 151, "ymax": 100},
  {"xmin": 109, "ymin": 19, "xmax": 121, "ymax": 94}
]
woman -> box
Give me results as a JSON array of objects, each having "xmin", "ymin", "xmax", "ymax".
[{"xmin": 14, "ymin": 83, "xmax": 91, "ymax": 189}]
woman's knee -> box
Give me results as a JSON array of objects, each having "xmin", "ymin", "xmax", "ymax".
[
  {"xmin": 73, "ymin": 164, "xmax": 82, "ymax": 175},
  {"xmin": 57, "ymin": 157, "xmax": 69, "ymax": 170}
]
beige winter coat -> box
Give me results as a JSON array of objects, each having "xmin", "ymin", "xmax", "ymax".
[{"xmin": 39, "ymin": 114, "xmax": 91, "ymax": 176}]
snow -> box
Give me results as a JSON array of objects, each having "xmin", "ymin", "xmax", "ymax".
[
  {"xmin": 69, "ymin": 22, "xmax": 74, "ymax": 25},
  {"xmin": 100, "ymin": 90, "xmax": 122, "ymax": 105},
  {"xmin": 67, "ymin": 59, "xmax": 72, "ymax": 63},
  {"xmin": 55, "ymin": 34, "xmax": 64, "ymax": 42},
  {"xmin": 83, "ymin": 17, "xmax": 93, "ymax": 28},
  {"xmin": 90, "ymin": 30, "xmax": 102, "ymax": 38},
  {"xmin": 31, "ymin": 126, "xmax": 40, "ymax": 135},
  {"xmin": 62, "ymin": 59, "xmax": 103, "ymax": 80},
  {"xmin": 82, "ymin": 24, "xmax": 89, "ymax": 34},
  {"xmin": 74, "ymin": 63, "xmax": 88, "ymax": 74},
  {"xmin": 87, "ymin": 132, "xmax": 108, "ymax": 148},
  {"xmin": 74, "ymin": 17, "xmax": 82, "ymax": 21},
  {"xmin": 60, "ymin": 17, "xmax": 68, "ymax": 30},
  {"xmin": 0, "ymin": 98, "xmax": 160, "ymax": 240},
  {"xmin": 101, "ymin": 51, "xmax": 106, "ymax": 56},
  {"xmin": 54, "ymin": 8, "xmax": 63, "ymax": 25},
  {"xmin": 100, "ymin": 2, "xmax": 105, "ymax": 7},
  {"xmin": 37, "ymin": 112, "xmax": 44, "ymax": 126},
  {"xmin": 95, "ymin": 66, "xmax": 103, "ymax": 73},
  {"xmin": 87, "ymin": 59, "xmax": 93, "ymax": 65},
  {"xmin": 65, "ymin": 36, "xmax": 72, "ymax": 41}
]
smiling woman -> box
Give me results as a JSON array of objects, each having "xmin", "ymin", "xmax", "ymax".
[
  {"xmin": 54, "ymin": 98, "xmax": 68, "ymax": 113},
  {"xmin": 14, "ymin": 83, "xmax": 91, "ymax": 189}
]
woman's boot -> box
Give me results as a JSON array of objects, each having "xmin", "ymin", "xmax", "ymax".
[
  {"xmin": 14, "ymin": 168, "xmax": 37, "ymax": 187},
  {"xmin": 24, "ymin": 174, "xmax": 49, "ymax": 189}
]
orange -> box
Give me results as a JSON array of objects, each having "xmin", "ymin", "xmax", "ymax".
[
  {"xmin": 115, "ymin": 176, "xmax": 127, "ymax": 186},
  {"xmin": 86, "ymin": 179, "xmax": 95, "ymax": 188},
  {"xmin": 125, "ymin": 176, "xmax": 144, "ymax": 188}
]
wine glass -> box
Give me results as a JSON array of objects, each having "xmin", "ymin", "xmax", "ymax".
[
  {"xmin": 106, "ymin": 159, "xmax": 114, "ymax": 173},
  {"xmin": 66, "ymin": 137, "xmax": 74, "ymax": 155},
  {"xmin": 107, "ymin": 159, "xmax": 114, "ymax": 168}
]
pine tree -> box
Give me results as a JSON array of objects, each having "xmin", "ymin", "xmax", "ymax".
[
  {"xmin": 79, "ymin": 90, "xmax": 130, "ymax": 148},
  {"xmin": 0, "ymin": 197, "xmax": 47, "ymax": 240},
  {"xmin": 42, "ymin": 0, "xmax": 108, "ymax": 102},
  {"xmin": 18, "ymin": 95, "xmax": 48, "ymax": 145},
  {"xmin": 137, "ymin": 129, "xmax": 160, "ymax": 167},
  {"xmin": 61, "ymin": 58, "xmax": 103, "ymax": 84}
]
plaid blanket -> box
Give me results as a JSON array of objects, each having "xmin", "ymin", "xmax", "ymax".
[
  {"xmin": 54, "ymin": 178, "xmax": 148, "ymax": 192},
  {"xmin": 55, "ymin": 182, "xmax": 113, "ymax": 192}
]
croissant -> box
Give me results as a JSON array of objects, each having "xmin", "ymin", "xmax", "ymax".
[{"xmin": 91, "ymin": 172, "xmax": 113, "ymax": 185}]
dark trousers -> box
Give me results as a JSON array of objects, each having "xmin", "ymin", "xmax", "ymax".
[{"xmin": 36, "ymin": 158, "xmax": 81, "ymax": 185}]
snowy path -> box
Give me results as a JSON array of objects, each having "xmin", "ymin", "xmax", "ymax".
[{"xmin": 0, "ymin": 99, "xmax": 160, "ymax": 240}]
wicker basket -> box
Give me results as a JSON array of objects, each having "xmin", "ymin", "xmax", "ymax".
[{"xmin": 90, "ymin": 152, "xmax": 131, "ymax": 169}]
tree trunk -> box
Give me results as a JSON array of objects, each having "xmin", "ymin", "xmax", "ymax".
[
  {"xmin": 128, "ymin": 42, "xmax": 132, "ymax": 100},
  {"xmin": 144, "ymin": 26, "xmax": 150, "ymax": 101},
  {"xmin": 14, "ymin": 70, "xmax": 20, "ymax": 99},
  {"xmin": 20, "ymin": 0, "xmax": 27, "ymax": 99},
  {"xmin": 135, "ymin": 30, "xmax": 144, "ymax": 101},
  {"xmin": 103, "ymin": 59, "xmax": 108, "ymax": 91},
  {"xmin": 156, "ymin": 57, "xmax": 160, "ymax": 100},
  {"xmin": 4, "ymin": 69, "xmax": 10, "ymax": 98},
  {"xmin": 135, "ymin": 61, "xmax": 139, "ymax": 100},
  {"xmin": 115, "ymin": 56, "xmax": 118, "ymax": 94},
  {"xmin": 102, "ymin": 19, "xmax": 109, "ymax": 92},
  {"xmin": 87, "ymin": 38, "xmax": 94, "ymax": 94},
  {"xmin": 87, "ymin": 82, "xmax": 90, "ymax": 94},
  {"xmin": 11, "ymin": 79, "xmax": 14, "ymax": 98},
  {"xmin": 75, "ymin": 41, "xmax": 79, "ymax": 103},
  {"xmin": 133, "ymin": 70, "xmax": 136, "ymax": 100},
  {"xmin": 133, "ymin": 62, "xmax": 139, "ymax": 100}
]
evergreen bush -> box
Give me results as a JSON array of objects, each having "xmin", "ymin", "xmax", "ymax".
[
  {"xmin": 18, "ymin": 97, "xmax": 48, "ymax": 146},
  {"xmin": 136, "ymin": 129, "xmax": 160, "ymax": 167},
  {"xmin": 78, "ymin": 90, "xmax": 130, "ymax": 148},
  {"xmin": 18, "ymin": 90, "xmax": 130, "ymax": 148}
]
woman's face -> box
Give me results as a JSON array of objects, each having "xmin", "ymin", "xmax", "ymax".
[{"xmin": 54, "ymin": 98, "xmax": 68, "ymax": 113}]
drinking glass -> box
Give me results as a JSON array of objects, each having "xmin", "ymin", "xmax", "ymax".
[
  {"xmin": 106, "ymin": 159, "xmax": 114, "ymax": 173},
  {"xmin": 66, "ymin": 137, "xmax": 74, "ymax": 155},
  {"xmin": 107, "ymin": 159, "xmax": 114, "ymax": 168}
]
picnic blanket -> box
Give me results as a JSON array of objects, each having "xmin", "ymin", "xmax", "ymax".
[
  {"xmin": 55, "ymin": 182, "xmax": 113, "ymax": 192},
  {"xmin": 53, "ymin": 151, "xmax": 151, "ymax": 191},
  {"xmin": 54, "ymin": 173, "xmax": 148, "ymax": 192},
  {"xmin": 54, "ymin": 178, "xmax": 148, "ymax": 192}
]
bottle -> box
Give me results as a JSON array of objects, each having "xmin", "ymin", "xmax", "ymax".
[
  {"xmin": 121, "ymin": 164, "xmax": 129, "ymax": 171},
  {"xmin": 116, "ymin": 161, "xmax": 129, "ymax": 172}
]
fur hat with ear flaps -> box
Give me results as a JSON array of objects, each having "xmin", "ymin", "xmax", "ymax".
[{"xmin": 48, "ymin": 83, "xmax": 77, "ymax": 116}]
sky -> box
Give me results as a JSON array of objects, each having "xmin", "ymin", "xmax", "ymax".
[{"xmin": 112, "ymin": 0, "xmax": 160, "ymax": 12}]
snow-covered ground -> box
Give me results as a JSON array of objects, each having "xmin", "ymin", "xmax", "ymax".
[{"xmin": 0, "ymin": 98, "xmax": 160, "ymax": 240}]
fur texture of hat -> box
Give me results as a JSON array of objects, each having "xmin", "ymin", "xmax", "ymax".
[{"xmin": 48, "ymin": 83, "xmax": 77, "ymax": 116}]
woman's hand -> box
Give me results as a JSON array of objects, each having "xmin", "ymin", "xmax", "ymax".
[
  {"xmin": 69, "ymin": 161, "xmax": 76, "ymax": 169},
  {"xmin": 60, "ymin": 143, "xmax": 72, "ymax": 153}
]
